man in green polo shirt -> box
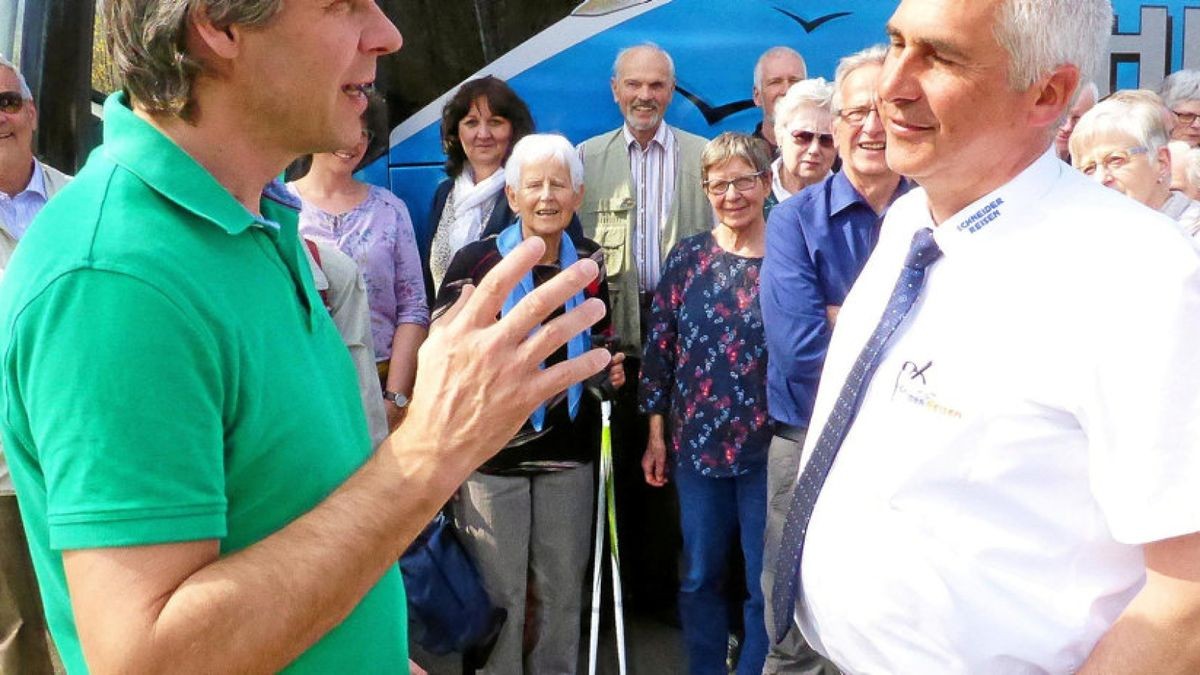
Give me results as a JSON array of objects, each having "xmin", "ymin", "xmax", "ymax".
[{"xmin": 0, "ymin": 2, "xmax": 610, "ymax": 673}]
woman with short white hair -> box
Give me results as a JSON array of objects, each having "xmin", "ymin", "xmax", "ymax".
[
  {"xmin": 434, "ymin": 133, "xmax": 624, "ymax": 675},
  {"xmin": 1070, "ymin": 96, "xmax": 1200, "ymax": 238},
  {"xmin": 770, "ymin": 78, "xmax": 836, "ymax": 205},
  {"xmin": 1159, "ymin": 69, "xmax": 1200, "ymax": 147}
]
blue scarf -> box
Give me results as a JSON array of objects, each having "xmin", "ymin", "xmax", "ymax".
[{"xmin": 496, "ymin": 221, "xmax": 589, "ymax": 430}]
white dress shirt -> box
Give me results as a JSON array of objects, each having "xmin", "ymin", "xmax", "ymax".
[{"xmin": 797, "ymin": 150, "xmax": 1200, "ymax": 674}]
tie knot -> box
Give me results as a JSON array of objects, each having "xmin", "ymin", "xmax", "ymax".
[{"xmin": 904, "ymin": 227, "xmax": 942, "ymax": 271}]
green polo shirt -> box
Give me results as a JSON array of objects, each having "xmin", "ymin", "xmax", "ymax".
[{"xmin": 0, "ymin": 93, "xmax": 407, "ymax": 673}]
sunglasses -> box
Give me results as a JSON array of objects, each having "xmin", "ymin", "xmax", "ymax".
[
  {"xmin": 0, "ymin": 91, "xmax": 25, "ymax": 115},
  {"xmin": 791, "ymin": 129, "xmax": 835, "ymax": 149}
]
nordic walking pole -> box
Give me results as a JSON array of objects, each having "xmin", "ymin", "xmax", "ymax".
[{"xmin": 601, "ymin": 400, "xmax": 628, "ymax": 675}]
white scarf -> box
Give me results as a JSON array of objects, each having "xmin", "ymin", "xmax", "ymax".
[{"xmin": 448, "ymin": 168, "xmax": 506, "ymax": 254}]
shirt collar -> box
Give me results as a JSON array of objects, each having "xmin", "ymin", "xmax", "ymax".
[
  {"xmin": 100, "ymin": 91, "xmax": 287, "ymax": 236},
  {"xmin": 623, "ymin": 121, "xmax": 672, "ymax": 151},
  {"xmin": 930, "ymin": 148, "xmax": 1064, "ymax": 257},
  {"xmin": 0, "ymin": 158, "xmax": 46, "ymax": 201},
  {"xmin": 21, "ymin": 159, "xmax": 46, "ymax": 200},
  {"xmin": 829, "ymin": 171, "xmax": 915, "ymax": 217},
  {"xmin": 770, "ymin": 156, "xmax": 792, "ymax": 202}
]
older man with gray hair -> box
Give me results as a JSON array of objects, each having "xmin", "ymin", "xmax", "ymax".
[
  {"xmin": 577, "ymin": 43, "xmax": 712, "ymax": 614},
  {"xmin": 0, "ymin": 53, "xmax": 67, "ymax": 675},
  {"xmin": 772, "ymin": 0, "xmax": 1200, "ymax": 672},
  {"xmin": 752, "ymin": 46, "xmax": 808, "ymax": 155}
]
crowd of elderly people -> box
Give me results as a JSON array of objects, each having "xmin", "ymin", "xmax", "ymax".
[{"xmin": 5, "ymin": 13, "xmax": 1200, "ymax": 675}]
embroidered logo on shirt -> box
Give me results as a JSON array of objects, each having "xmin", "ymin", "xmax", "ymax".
[
  {"xmin": 891, "ymin": 360, "xmax": 963, "ymax": 419},
  {"xmin": 957, "ymin": 197, "xmax": 1005, "ymax": 234}
]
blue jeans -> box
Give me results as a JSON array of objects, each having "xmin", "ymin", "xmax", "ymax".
[{"xmin": 675, "ymin": 465, "xmax": 768, "ymax": 675}]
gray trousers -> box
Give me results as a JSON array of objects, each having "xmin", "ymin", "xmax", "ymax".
[
  {"xmin": 760, "ymin": 431, "xmax": 839, "ymax": 675},
  {"xmin": 453, "ymin": 465, "xmax": 594, "ymax": 675}
]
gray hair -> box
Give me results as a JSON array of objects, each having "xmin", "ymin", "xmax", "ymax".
[
  {"xmin": 773, "ymin": 78, "xmax": 834, "ymax": 141},
  {"xmin": 0, "ymin": 55, "xmax": 32, "ymax": 100},
  {"xmin": 1105, "ymin": 89, "xmax": 1175, "ymax": 130},
  {"xmin": 992, "ymin": 0, "xmax": 1113, "ymax": 90},
  {"xmin": 1188, "ymin": 146, "xmax": 1200, "ymax": 192},
  {"xmin": 700, "ymin": 132, "xmax": 773, "ymax": 182},
  {"xmin": 832, "ymin": 45, "xmax": 888, "ymax": 114},
  {"xmin": 1159, "ymin": 70, "xmax": 1200, "ymax": 110},
  {"xmin": 611, "ymin": 43, "xmax": 676, "ymax": 83},
  {"xmin": 753, "ymin": 46, "xmax": 806, "ymax": 90},
  {"xmin": 504, "ymin": 133, "xmax": 585, "ymax": 192},
  {"xmin": 1069, "ymin": 98, "xmax": 1171, "ymax": 164},
  {"xmin": 103, "ymin": 0, "xmax": 284, "ymax": 119},
  {"xmin": 1074, "ymin": 80, "xmax": 1099, "ymax": 107}
]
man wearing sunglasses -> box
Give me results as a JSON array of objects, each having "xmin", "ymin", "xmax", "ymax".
[
  {"xmin": 0, "ymin": 54, "xmax": 69, "ymax": 675},
  {"xmin": 759, "ymin": 44, "xmax": 911, "ymax": 675},
  {"xmin": 0, "ymin": 57, "xmax": 70, "ymax": 271},
  {"xmin": 0, "ymin": 2, "xmax": 609, "ymax": 674}
]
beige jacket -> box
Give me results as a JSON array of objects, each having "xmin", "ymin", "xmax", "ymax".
[{"xmin": 577, "ymin": 126, "xmax": 713, "ymax": 354}]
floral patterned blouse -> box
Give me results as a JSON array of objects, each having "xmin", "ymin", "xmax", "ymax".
[
  {"xmin": 639, "ymin": 232, "xmax": 772, "ymax": 478},
  {"xmin": 291, "ymin": 185, "xmax": 429, "ymax": 361}
]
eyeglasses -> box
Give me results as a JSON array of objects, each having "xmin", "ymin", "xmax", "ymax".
[
  {"xmin": 1077, "ymin": 146, "xmax": 1148, "ymax": 177},
  {"xmin": 703, "ymin": 171, "xmax": 765, "ymax": 196},
  {"xmin": 839, "ymin": 105, "xmax": 880, "ymax": 127},
  {"xmin": 790, "ymin": 129, "xmax": 835, "ymax": 149},
  {"xmin": 0, "ymin": 91, "xmax": 25, "ymax": 115},
  {"xmin": 1173, "ymin": 110, "xmax": 1200, "ymax": 126}
]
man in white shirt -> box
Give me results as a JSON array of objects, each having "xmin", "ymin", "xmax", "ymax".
[
  {"xmin": 0, "ymin": 55, "xmax": 67, "ymax": 675},
  {"xmin": 784, "ymin": 1, "xmax": 1200, "ymax": 673}
]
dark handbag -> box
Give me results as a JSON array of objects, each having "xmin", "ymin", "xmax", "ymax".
[{"xmin": 399, "ymin": 509, "xmax": 506, "ymax": 660}]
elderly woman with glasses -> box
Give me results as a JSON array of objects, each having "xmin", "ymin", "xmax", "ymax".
[
  {"xmin": 289, "ymin": 94, "xmax": 428, "ymax": 430},
  {"xmin": 434, "ymin": 133, "xmax": 623, "ymax": 675},
  {"xmin": 1070, "ymin": 96, "xmax": 1200, "ymax": 238},
  {"xmin": 769, "ymin": 78, "xmax": 837, "ymax": 207},
  {"xmin": 640, "ymin": 132, "xmax": 774, "ymax": 675},
  {"xmin": 1160, "ymin": 69, "xmax": 1200, "ymax": 148}
]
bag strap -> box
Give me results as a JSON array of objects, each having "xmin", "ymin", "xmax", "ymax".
[{"xmin": 302, "ymin": 238, "xmax": 333, "ymax": 313}]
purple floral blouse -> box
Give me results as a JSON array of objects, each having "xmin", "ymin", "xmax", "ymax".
[
  {"xmin": 292, "ymin": 185, "xmax": 429, "ymax": 361},
  {"xmin": 639, "ymin": 232, "xmax": 772, "ymax": 478}
]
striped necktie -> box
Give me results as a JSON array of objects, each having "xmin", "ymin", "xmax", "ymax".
[{"xmin": 771, "ymin": 227, "xmax": 943, "ymax": 644}]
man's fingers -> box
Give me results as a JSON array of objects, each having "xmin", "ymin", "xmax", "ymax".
[
  {"xmin": 496, "ymin": 257, "xmax": 600, "ymax": 341},
  {"xmin": 459, "ymin": 238, "xmax": 546, "ymax": 325},
  {"xmin": 528, "ymin": 347, "xmax": 610, "ymax": 409},
  {"xmin": 518, "ymin": 298, "xmax": 606, "ymax": 366}
]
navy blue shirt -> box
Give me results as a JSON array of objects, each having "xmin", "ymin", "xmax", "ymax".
[{"xmin": 760, "ymin": 170, "xmax": 913, "ymax": 428}]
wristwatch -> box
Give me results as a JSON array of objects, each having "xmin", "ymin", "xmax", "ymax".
[{"xmin": 383, "ymin": 390, "xmax": 410, "ymax": 408}]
